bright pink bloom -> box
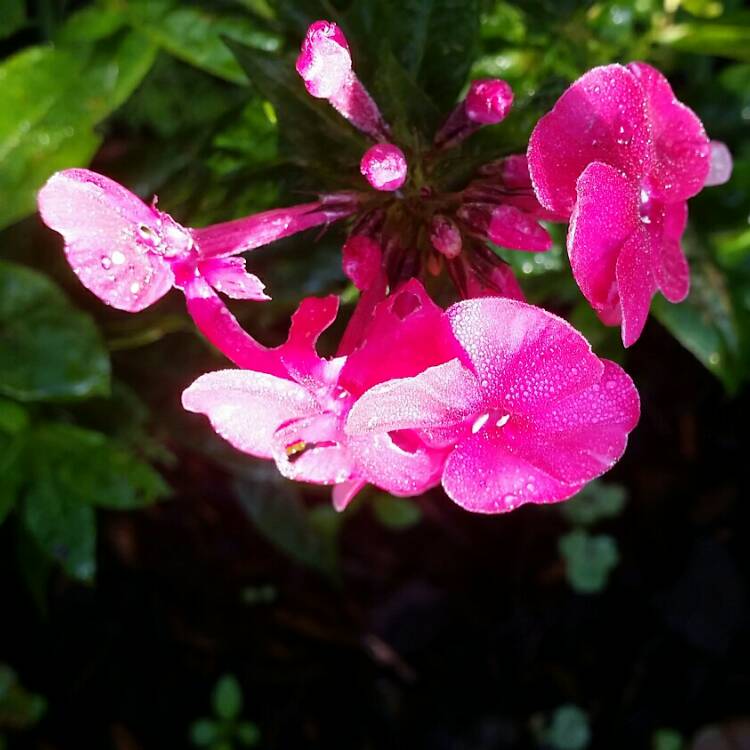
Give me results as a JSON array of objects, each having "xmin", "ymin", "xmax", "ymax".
[
  {"xmin": 346, "ymin": 298, "xmax": 640, "ymax": 512},
  {"xmin": 37, "ymin": 169, "xmax": 357, "ymax": 366},
  {"xmin": 528, "ymin": 63, "xmax": 713, "ymax": 346},
  {"xmin": 435, "ymin": 78, "xmax": 514, "ymax": 147},
  {"xmin": 360, "ymin": 144, "xmax": 408, "ymax": 192},
  {"xmin": 183, "ymin": 280, "xmax": 461, "ymax": 507},
  {"xmin": 296, "ymin": 20, "xmax": 389, "ymax": 141}
]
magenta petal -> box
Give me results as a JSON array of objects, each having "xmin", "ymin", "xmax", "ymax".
[
  {"xmin": 447, "ymin": 298, "xmax": 603, "ymax": 418},
  {"xmin": 442, "ymin": 430, "xmax": 582, "ymax": 513},
  {"xmin": 332, "ymin": 479, "xmax": 366, "ymax": 511},
  {"xmin": 342, "ymin": 235, "xmax": 383, "ymax": 290},
  {"xmin": 528, "ymin": 64, "xmax": 651, "ymax": 216},
  {"xmin": 296, "ymin": 20, "xmax": 352, "ymax": 98},
  {"xmin": 191, "ymin": 202, "xmax": 352, "ymax": 258},
  {"xmin": 569, "ymin": 162, "xmax": 640, "ymax": 318},
  {"xmin": 464, "ymin": 260, "xmax": 525, "ymax": 301},
  {"xmin": 339, "ymin": 279, "xmax": 461, "ymax": 396},
  {"xmin": 503, "ymin": 360, "xmax": 639, "ymax": 485},
  {"xmin": 705, "ymin": 140, "xmax": 733, "ymax": 187},
  {"xmin": 486, "ymin": 204, "xmax": 552, "ymax": 251},
  {"xmin": 38, "ymin": 169, "xmax": 174, "ymax": 312},
  {"xmin": 182, "ymin": 369, "xmax": 320, "ymax": 460},
  {"xmin": 654, "ymin": 201, "xmax": 689, "ymax": 303},
  {"xmin": 183, "ymin": 276, "xmax": 287, "ymax": 377},
  {"xmin": 198, "ymin": 257, "xmax": 269, "ymax": 300},
  {"xmin": 615, "ymin": 226, "xmax": 657, "ymax": 347},
  {"xmin": 627, "ymin": 62, "xmax": 710, "ymax": 202},
  {"xmin": 271, "ymin": 413, "xmax": 354, "ymax": 484}
]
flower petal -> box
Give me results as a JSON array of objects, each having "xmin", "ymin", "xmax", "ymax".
[
  {"xmin": 182, "ymin": 369, "xmax": 320, "ymax": 460},
  {"xmin": 528, "ymin": 64, "xmax": 651, "ymax": 216},
  {"xmin": 616, "ymin": 226, "xmax": 657, "ymax": 347},
  {"xmin": 568, "ymin": 161, "xmax": 640, "ymax": 318},
  {"xmin": 198, "ymin": 257, "xmax": 269, "ymax": 300},
  {"xmin": 654, "ymin": 202, "xmax": 690, "ymax": 303},
  {"xmin": 627, "ymin": 62, "xmax": 710, "ymax": 202},
  {"xmin": 38, "ymin": 169, "xmax": 174, "ymax": 312},
  {"xmin": 486, "ymin": 204, "xmax": 552, "ymax": 252},
  {"xmin": 447, "ymin": 298, "xmax": 603, "ymax": 418}
]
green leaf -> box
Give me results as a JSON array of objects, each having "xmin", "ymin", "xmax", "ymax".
[
  {"xmin": 0, "ymin": 31, "xmax": 157, "ymax": 228},
  {"xmin": 652, "ymin": 258, "xmax": 745, "ymax": 392},
  {"xmin": 0, "ymin": 262, "xmax": 110, "ymax": 401},
  {"xmin": 55, "ymin": 5, "xmax": 126, "ymax": 43},
  {"xmin": 120, "ymin": 0, "xmax": 281, "ymax": 83},
  {"xmin": 652, "ymin": 728, "xmax": 684, "ymax": 750},
  {"xmin": 0, "ymin": 663, "xmax": 47, "ymax": 730},
  {"xmin": 237, "ymin": 721, "xmax": 261, "ymax": 746},
  {"xmin": 559, "ymin": 530, "xmax": 619, "ymax": 595},
  {"xmin": 657, "ymin": 19, "xmax": 750, "ymax": 62},
  {"xmin": 560, "ymin": 481, "xmax": 627, "ymax": 527},
  {"xmin": 372, "ymin": 495, "xmax": 423, "ymax": 530},
  {"xmin": 212, "ymin": 674, "xmax": 242, "ymax": 721},
  {"xmin": 0, "ymin": 0, "xmax": 25, "ymax": 40},
  {"xmin": 0, "ymin": 404, "xmax": 26, "ymax": 524},
  {"xmin": 543, "ymin": 704, "xmax": 591, "ymax": 750},
  {"xmin": 190, "ymin": 718, "xmax": 219, "ymax": 746},
  {"xmin": 228, "ymin": 43, "xmax": 366, "ymax": 181}
]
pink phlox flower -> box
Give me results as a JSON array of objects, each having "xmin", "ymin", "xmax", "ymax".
[
  {"xmin": 527, "ymin": 63, "xmax": 719, "ymax": 346},
  {"xmin": 346, "ymin": 297, "xmax": 640, "ymax": 513},
  {"xmin": 37, "ymin": 168, "xmax": 358, "ymax": 366},
  {"xmin": 183, "ymin": 274, "xmax": 462, "ymax": 509},
  {"xmin": 296, "ymin": 20, "xmax": 390, "ymax": 141},
  {"xmin": 435, "ymin": 78, "xmax": 514, "ymax": 148}
]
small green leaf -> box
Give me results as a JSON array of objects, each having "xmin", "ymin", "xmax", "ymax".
[
  {"xmin": 652, "ymin": 728, "xmax": 684, "ymax": 750},
  {"xmin": 122, "ymin": 0, "xmax": 281, "ymax": 83},
  {"xmin": 561, "ymin": 481, "xmax": 627, "ymax": 527},
  {"xmin": 190, "ymin": 718, "xmax": 219, "ymax": 746},
  {"xmin": 0, "ymin": 0, "xmax": 25, "ymax": 40},
  {"xmin": 559, "ymin": 530, "xmax": 619, "ymax": 595},
  {"xmin": 372, "ymin": 495, "xmax": 423, "ymax": 530},
  {"xmin": 237, "ymin": 721, "xmax": 261, "ymax": 746},
  {"xmin": 543, "ymin": 704, "xmax": 591, "ymax": 750},
  {"xmin": 0, "ymin": 262, "xmax": 110, "ymax": 401},
  {"xmin": 657, "ymin": 21, "xmax": 750, "ymax": 62},
  {"xmin": 212, "ymin": 674, "xmax": 243, "ymax": 721},
  {"xmin": 0, "ymin": 663, "xmax": 47, "ymax": 730}
]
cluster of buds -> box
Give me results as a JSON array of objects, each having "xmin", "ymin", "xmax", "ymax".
[{"xmin": 37, "ymin": 20, "xmax": 730, "ymax": 514}]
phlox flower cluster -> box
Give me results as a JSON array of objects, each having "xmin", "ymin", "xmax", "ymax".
[{"xmin": 37, "ymin": 20, "xmax": 730, "ymax": 514}]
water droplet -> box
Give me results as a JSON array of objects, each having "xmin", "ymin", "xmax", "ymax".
[
  {"xmin": 111, "ymin": 250, "xmax": 126, "ymax": 265},
  {"xmin": 472, "ymin": 413, "xmax": 490, "ymax": 434},
  {"xmin": 130, "ymin": 282, "xmax": 141, "ymax": 294},
  {"xmin": 100, "ymin": 256, "xmax": 112, "ymax": 269},
  {"xmin": 481, "ymin": 379, "xmax": 488, "ymax": 388},
  {"xmin": 496, "ymin": 413, "xmax": 510, "ymax": 428}
]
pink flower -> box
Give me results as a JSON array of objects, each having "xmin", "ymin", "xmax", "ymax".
[
  {"xmin": 37, "ymin": 169, "xmax": 357, "ymax": 367},
  {"xmin": 527, "ymin": 63, "xmax": 713, "ymax": 346},
  {"xmin": 182, "ymin": 278, "xmax": 461, "ymax": 509},
  {"xmin": 346, "ymin": 297, "xmax": 640, "ymax": 513},
  {"xmin": 296, "ymin": 20, "xmax": 389, "ymax": 141}
]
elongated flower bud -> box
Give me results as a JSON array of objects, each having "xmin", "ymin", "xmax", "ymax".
[{"xmin": 429, "ymin": 214, "xmax": 462, "ymax": 259}]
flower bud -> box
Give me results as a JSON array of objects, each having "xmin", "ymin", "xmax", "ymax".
[
  {"xmin": 296, "ymin": 21, "xmax": 352, "ymax": 98},
  {"xmin": 465, "ymin": 79, "xmax": 514, "ymax": 125},
  {"xmin": 360, "ymin": 144, "xmax": 408, "ymax": 192}
]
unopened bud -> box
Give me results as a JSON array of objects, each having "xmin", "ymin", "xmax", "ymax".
[
  {"xmin": 465, "ymin": 79, "xmax": 514, "ymax": 125},
  {"xmin": 429, "ymin": 214, "xmax": 462, "ymax": 259},
  {"xmin": 360, "ymin": 144, "xmax": 408, "ymax": 192},
  {"xmin": 296, "ymin": 21, "xmax": 352, "ymax": 98}
]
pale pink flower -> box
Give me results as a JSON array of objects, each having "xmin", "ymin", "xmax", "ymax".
[
  {"xmin": 346, "ymin": 297, "xmax": 640, "ymax": 512},
  {"xmin": 527, "ymin": 63, "xmax": 718, "ymax": 346}
]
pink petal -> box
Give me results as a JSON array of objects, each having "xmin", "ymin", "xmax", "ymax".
[
  {"xmin": 336, "ymin": 273, "xmax": 388, "ymax": 356},
  {"xmin": 500, "ymin": 360, "xmax": 640, "ymax": 485},
  {"xmin": 339, "ymin": 279, "xmax": 461, "ymax": 396},
  {"xmin": 463, "ymin": 259, "xmax": 525, "ymax": 301},
  {"xmin": 271, "ymin": 413, "xmax": 355, "ymax": 485},
  {"xmin": 38, "ymin": 169, "xmax": 174, "ymax": 312},
  {"xmin": 446, "ymin": 298, "xmax": 604, "ymax": 418},
  {"xmin": 198, "ymin": 257, "xmax": 269, "ymax": 300},
  {"xmin": 615, "ymin": 226, "xmax": 657, "ymax": 347},
  {"xmin": 654, "ymin": 202, "xmax": 689, "ymax": 303},
  {"xmin": 183, "ymin": 275, "xmax": 288, "ymax": 377},
  {"xmin": 486, "ymin": 204, "xmax": 552, "ymax": 251},
  {"xmin": 568, "ymin": 162, "xmax": 640, "ymax": 319},
  {"xmin": 430, "ymin": 214, "xmax": 463, "ymax": 259},
  {"xmin": 182, "ymin": 369, "xmax": 320, "ymax": 460},
  {"xmin": 627, "ymin": 62, "xmax": 710, "ymax": 202},
  {"xmin": 705, "ymin": 140, "xmax": 733, "ymax": 187},
  {"xmin": 191, "ymin": 202, "xmax": 354, "ymax": 259},
  {"xmin": 442, "ymin": 430, "xmax": 583, "ymax": 513},
  {"xmin": 528, "ymin": 65, "xmax": 651, "ymax": 216},
  {"xmin": 332, "ymin": 479, "xmax": 366, "ymax": 511}
]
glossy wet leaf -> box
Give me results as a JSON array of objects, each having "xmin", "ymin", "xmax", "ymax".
[
  {"xmin": 0, "ymin": 262, "xmax": 110, "ymax": 402},
  {"xmin": 0, "ymin": 31, "xmax": 157, "ymax": 228},
  {"xmin": 213, "ymin": 674, "xmax": 243, "ymax": 721},
  {"xmin": 121, "ymin": 0, "xmax": 281, "ymax": 84}
]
